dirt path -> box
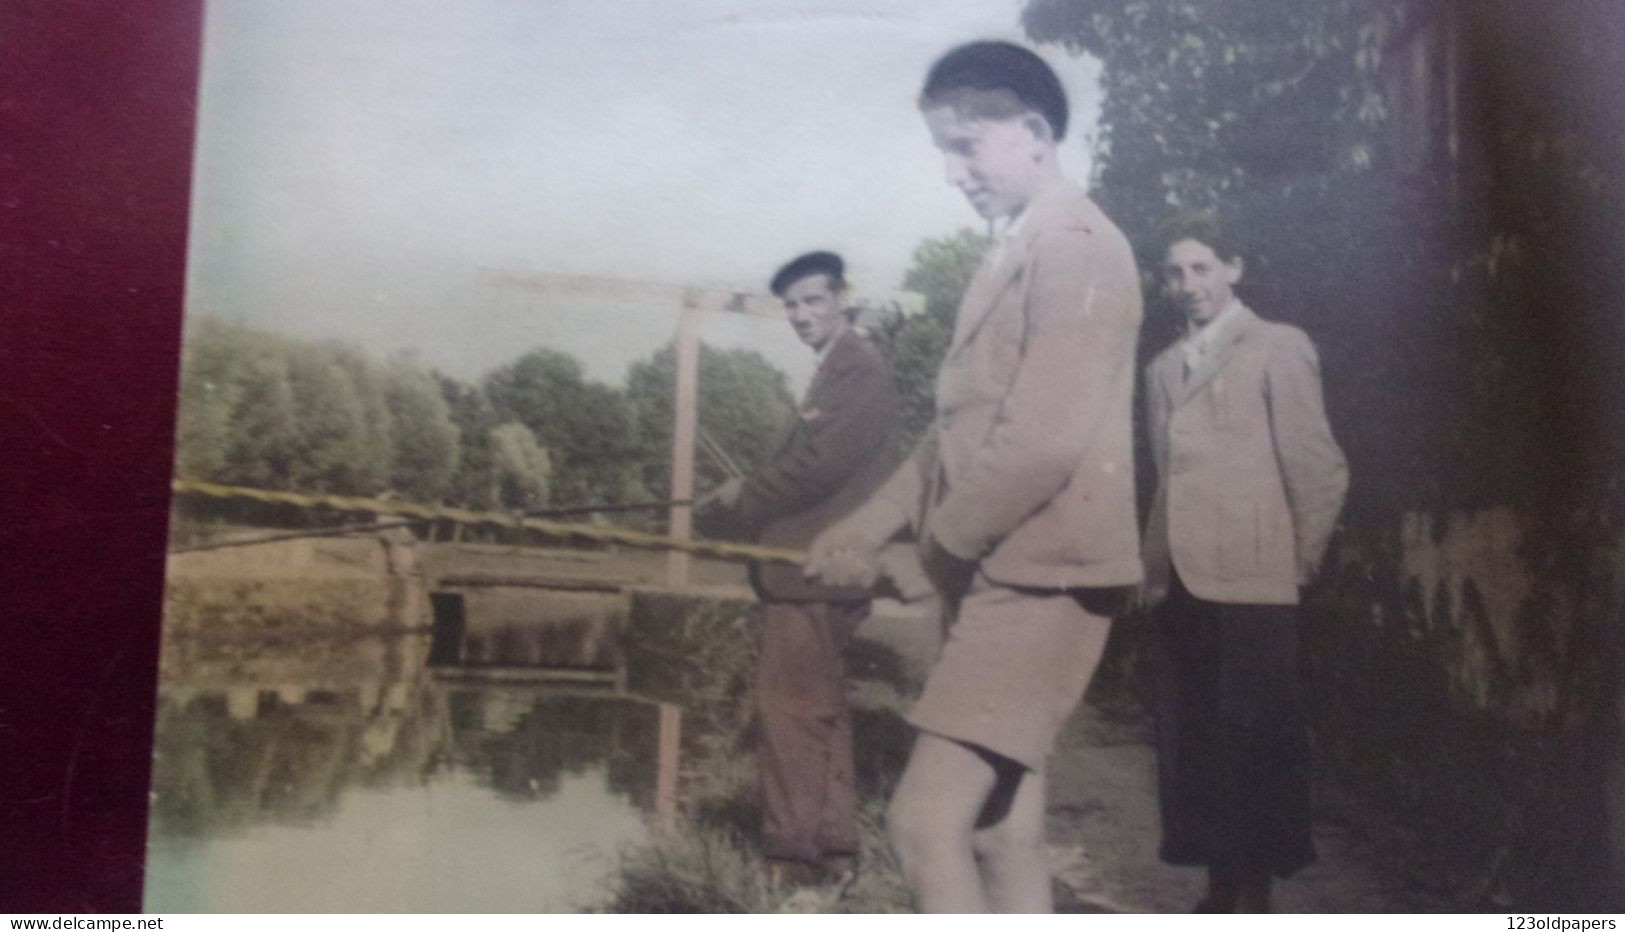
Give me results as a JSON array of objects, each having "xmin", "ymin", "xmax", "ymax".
[
  {"xmin": 855, "ymin": 606, "xmax": 1450, "ymax": 914},
  {"xmin": 1044, "ymin": 698, "xmax": 1447, "ymax": 913}
]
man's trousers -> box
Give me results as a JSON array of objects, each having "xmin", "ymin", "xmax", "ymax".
[
  {"xmin": 1155, "ymin": 573, "xmax": 1316, "ymax": 877},
  {"xmin": 754, "ymin": 600, "xmax": 868, "ymax": 863}
]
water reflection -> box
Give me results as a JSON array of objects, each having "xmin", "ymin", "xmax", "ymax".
[{"xmin": 145, "ymin": 632, "xmax": 657, "ymax": 912}]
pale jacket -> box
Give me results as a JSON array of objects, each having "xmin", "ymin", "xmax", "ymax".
[
  {"xmin": 876, "ymin": 181, "xmax": 1146, "ymax": 590},
  {"xmin": 1142, "ymin": 305, "xmax": 1349, "ymax": 606}
]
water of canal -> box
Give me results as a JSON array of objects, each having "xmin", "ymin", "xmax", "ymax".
[{"xmin": 143, "ymin": 629, "xmax": 658, "ymax": 912}]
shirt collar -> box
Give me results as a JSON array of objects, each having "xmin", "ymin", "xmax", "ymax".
[
  {"xmin": 814, "ymin": 323, "xmax": 848, "ymax": 369},
  {"xmin": 1182, "ymin": 298, "xmax": 1246, "ymax": 367},
  {"xmin": 996, "ymin": 205, "xmax": 1031, "ymax": 245},
  {"xmin": 991, "ymin": 177, "xmax": 1068, "ymax": 255},
  {"xmin": 1186, "ymin": 297, "xmax": 1245, "ymax": 343}
]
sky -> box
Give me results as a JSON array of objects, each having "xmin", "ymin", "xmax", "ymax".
[{"xmin": 186, "ymin": 0, "xmax": 1102, "ymax": 392}]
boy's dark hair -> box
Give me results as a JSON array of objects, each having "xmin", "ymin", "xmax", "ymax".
[
  {"xmin": 770, "ymin": 251, "xmax": 846, "ymax": 297},
  {"xmin": 920, "ymin": 40, "xmax": 1069, "ymax": 141},
  {"xmin": 1155, "ymin": 209, "xmax": 1246, "ymax": 263}
]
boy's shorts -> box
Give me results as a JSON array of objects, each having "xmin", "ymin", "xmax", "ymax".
[{"xmin": 907, "ymin": 577, "xmax": 1114, "ymax": 770}]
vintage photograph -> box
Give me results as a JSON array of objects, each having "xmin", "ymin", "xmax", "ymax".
[{"xmin": 143, "ymin": 0, "xmax": 1624, "ymax": 914}]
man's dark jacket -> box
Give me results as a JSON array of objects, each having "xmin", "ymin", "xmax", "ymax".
[{"xmin": 706, "ymin": 327, "xmax": 900, "ymax": 602}]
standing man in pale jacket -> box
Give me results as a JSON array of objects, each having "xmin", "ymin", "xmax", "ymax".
[
  {"xmin": 1141, "ymin": 212, "xmax": 1348, "ymax": 912},
  {"xmin": 807, "ymin": 41, "xmax": 1144, "ymax": 912}
]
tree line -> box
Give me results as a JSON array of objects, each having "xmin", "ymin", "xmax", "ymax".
[{"xmin": 173, "ymin": 317, "xmax": 795, "ymax": 513}]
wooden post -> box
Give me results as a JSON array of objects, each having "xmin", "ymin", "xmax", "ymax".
[
  {"xmin": 655, "ymin": 702, "xmax": 682, "ymax": 830},
  {"xmin": 666, "ymin": 298, "xmax": 701, "ymax": 590}
]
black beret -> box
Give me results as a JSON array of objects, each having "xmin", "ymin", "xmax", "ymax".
[
  {"xmin": 770, "ymin": 251, "xmax": 845, "ymax": 297},
  {"xmin": 922, "ymin": 40, "xmax": 1069, "ymax": 141}
]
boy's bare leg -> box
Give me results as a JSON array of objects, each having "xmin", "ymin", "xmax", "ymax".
[
  {"xmin": 886, "ymin": 733, "xmax": 999, "ymax": 912},
  {"xmin": 972, "ymin": 767, "xmax": 1051, "ymax": 912}
]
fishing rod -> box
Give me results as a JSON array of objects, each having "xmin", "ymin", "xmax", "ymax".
[
  {"xmin": 167, "ymin": 484, "xmax": 745, "ymax": 555},
  {"xmin": 522, "ymin": 498, "xmax": 694, "ymax": 519},
  {"xmin": 697, "ymin": 425, "xmax": 745, "ymax": 480},
  {"xmin": 170, "ymin": 518, "xmax": 433, "ymax": 554},
  {"xmin": 172, "ymin": 500, "xmax": 698, "ymax": 553}
]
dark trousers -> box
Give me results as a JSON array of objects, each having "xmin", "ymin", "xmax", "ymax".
[
  {"xmin": 1155, "ymin": 574, "xmax": 1316, "ymax": 877},
  {"xmin": 755, "ymin": 600, "xmax": 867, "ymax": 863}
]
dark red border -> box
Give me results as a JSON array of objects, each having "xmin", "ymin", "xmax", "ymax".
[{"xmin": 1, "ymin": 0, "xmax": 202, "ymax": 911}]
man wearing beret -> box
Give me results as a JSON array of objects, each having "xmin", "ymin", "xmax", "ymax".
[{"xmin": 696, "ymin": 250, "xmax": 900, "ymax": 890}]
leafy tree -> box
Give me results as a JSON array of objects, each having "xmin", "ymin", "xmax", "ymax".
[
  {"xmin": 488, "ymin": 421, "xmax": 552, "ymax": 509},
  {"xmin": 483, "ymin": 349, "xmax": 643, "ymax": 506},
  {"xmin": 172, "ymin": 320, "xmax": 647, "ymax": 510},
  {"xmin": 381, "ymin": 360, "xmax": 460, "ymax": 503},
  {"xmin": 878, "ymin": 230, "xmax": 992, "ymax": 446},
  {"xmin": 624, "ymin": 343, "xmax": 795, "ymax": 499},
  {"xmin": 218, "ymin": 351, "xmax": 300, "ymax": 490},
  {"xmin": 436, "ymin": 373, "xmax": 502, "ymax": 510},
  {"xmin": 328, "ymin": 345, "xmax": 395, "ymax": 493},
  {"xmin": 285, "ymin": 350, "xmax": 388, "ymax": 494},
  {"xmin": 173, "ymin": 317, "xmax": 252, "ymax": 481},
  {"xmin": 1025, "ymin": 0, "xmax": 1385, "ymax": 230}
]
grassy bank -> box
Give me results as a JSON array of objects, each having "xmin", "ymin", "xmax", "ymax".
[{"xmin": 613, "ymin": 593, "xmax": 920, "ymax": 912}]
